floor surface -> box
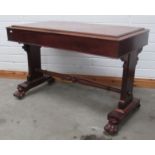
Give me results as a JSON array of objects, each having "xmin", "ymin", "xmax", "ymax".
[{"xmin": 0, "ymin": 78, "xmax": 155, "ymax": 140}]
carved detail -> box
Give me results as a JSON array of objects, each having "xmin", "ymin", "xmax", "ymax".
[
  {"xmin": 118, "ymin": 49, "xmax": 142, "ymax": 109},
  {"xmin": 39, "ymin": 69, "xmax": 121, "ymax": 93},
  {"xmin": 104, "ymin": 98, "xmax": 140, "ymax": 135},
  {"xmin": 14, "ymin": 87, "xmax": 26, "ymax": 99},
  {"xmin": 14, "ymin": 74, "xmax": 53, "ymax": 99},
  {"xmin": 22, "ymin": 44, "xmax": 30, "ymax": 52},
  {"xmin": 15, "ymin": 44, "xmax": 143, "ymax": 135},
  {"xmin": 104, "ymin": 122, "xmax": 119, "ymax": 135},
  {"xmin": 104, "ymin": 49, "xmax": 142, "ymax": 135}
]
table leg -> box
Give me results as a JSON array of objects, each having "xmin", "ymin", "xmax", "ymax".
[
  {"xmin": 104, "ymin": 49, "xmax": 142, "ymax": 135},
  {"xmin": 14, "ymin": 44, "xmax": 55, "ymax": 99}
]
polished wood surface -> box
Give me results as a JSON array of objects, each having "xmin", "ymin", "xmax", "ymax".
[
  {"xmin": 7, "ymin": 21, "xmax": 149, "ymax": 58},
  {"xmin": 6, "ymin": 21, "xmax": 149, "ymax": 135},
  {"xmin": 11, "ymin": 21, "xmax": 145, "ymax": 39}
]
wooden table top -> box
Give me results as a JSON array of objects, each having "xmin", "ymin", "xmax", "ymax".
[
  {"xmin": 11, "ymin": 21, "xmax": 146, "ymax": 40},
  {"xmin": 7, "ymin": 21, "xmax": 149, "ymax": 58}
]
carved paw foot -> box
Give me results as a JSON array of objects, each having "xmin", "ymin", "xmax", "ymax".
[
  {"xmin": 104, "ymin": 122, "xmax": 118, "ymax": 135},
  {"xmin": 13, "ymin": 89, "xmax": 25, "ymax": 99}
]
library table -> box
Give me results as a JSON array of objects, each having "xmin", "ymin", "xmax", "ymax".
[{"xmin": 6, "ymin": 21, "xmax": 149, "ymax": 135}]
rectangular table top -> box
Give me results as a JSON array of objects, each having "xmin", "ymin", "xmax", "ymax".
[
  {"xmin": 7, "ymin": 21, "xmax": 149, "ymax": 58},
  {"xmin": 10, "ymin": 21, "xmax": 146, "ymax": 40}
]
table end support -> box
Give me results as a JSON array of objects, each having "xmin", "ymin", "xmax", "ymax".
[
  {"xmin": 104, "ymin": 98, "xmax": 140, "ymax": 135},
  {"xmin": 14, "ymin": 74, "xmax": 55, "ymax": 99}
]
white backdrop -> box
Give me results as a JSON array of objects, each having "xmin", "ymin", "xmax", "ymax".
[{"xmin": 0, "ymin": 15, "xmax": 155, "ymax": 78}]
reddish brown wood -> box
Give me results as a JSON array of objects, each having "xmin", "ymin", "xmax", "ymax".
[
  {"xmin": 6, "ymin": 21, "xmax": 149, "ymax": 135},
  {"xmin": 104, "ymin": 98, "xmax": 140, "ymax": 135},
  {"xmin": 7, "ymin": 22, "xmax": 149, "ymax": 58},
  {"xmin": 11, "ymin": 21, "xmax": 145, "ymax": 39},
  {"xmin": 13, "ymin": 44, "xmax": 54, "ymax": 99},
  {"xmin": 118, "ymin": 48, "xmax": 142, "ymax": 108},
  {"xmin": 14, "ymin": 75, "xmax": 53, "ymax": 99},
  {"xmin": 38, "ymin": 69, "xmax": 121, "ymax": 93}
]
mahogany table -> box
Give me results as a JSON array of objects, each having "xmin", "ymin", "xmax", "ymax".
[{"xmin": 6, "ymin": 21, "xmax": 149, "ymax": 135}]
